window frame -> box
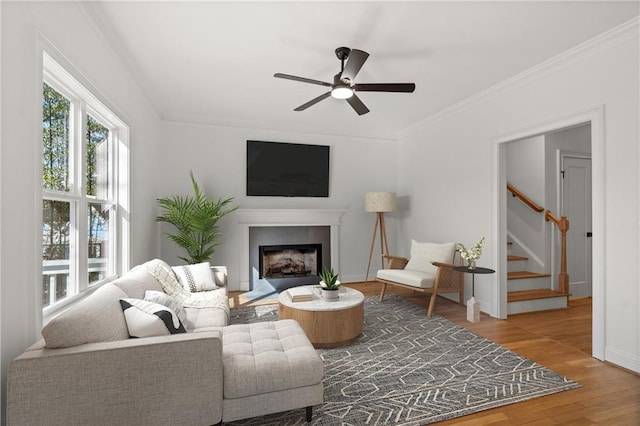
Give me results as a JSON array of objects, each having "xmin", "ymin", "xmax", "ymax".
[{"xmin": 42, "ymin": 53, "xmax": 129, "ymax": 319}]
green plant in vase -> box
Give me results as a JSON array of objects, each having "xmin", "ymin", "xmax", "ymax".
[
  {"xmin": 319, "ymin": 266, "xmax": 341, "ymax": 300},
  {"xmin": 156, "ymin": 171, "xmax": 237, "ymax": 264}
]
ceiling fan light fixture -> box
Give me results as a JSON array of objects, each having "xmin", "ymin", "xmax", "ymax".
[{"xmin": 331, "ymin": 85, "xmax": 353, "ymax": 99}]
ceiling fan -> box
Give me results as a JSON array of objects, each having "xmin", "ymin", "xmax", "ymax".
[{"xmin": 274, "ymin": 47, "xmax": 416, "ymax": 116}]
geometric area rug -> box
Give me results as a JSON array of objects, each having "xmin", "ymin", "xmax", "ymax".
[{"xmin": 226, "ymin": 295, "xmax": 580, "ymax": 425}]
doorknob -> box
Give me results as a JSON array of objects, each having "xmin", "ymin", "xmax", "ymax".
[{"xmin": 586, "ymin": 232, "xmax": 593, "ymax": 237}]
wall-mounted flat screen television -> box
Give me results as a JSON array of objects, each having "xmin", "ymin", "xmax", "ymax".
[{"xmin": 246, "ymin": 140, "xmax": 330, "ymax": 197}]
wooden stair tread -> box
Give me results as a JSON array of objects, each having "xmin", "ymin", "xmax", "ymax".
[
  {"xmin": 508, "ymin": 271, "xmax": 551, "ymax": 279},
  {"xmin": 508, "ymin": 289, "xmax": 569, "ymax": 302},
  {"xmin": 507, "ymin": 255, "xmax": 528, "ymax": 261}
]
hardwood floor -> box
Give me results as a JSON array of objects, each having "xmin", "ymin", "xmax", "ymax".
[{"xmin": 229, "ymin": 282, "xmax": 640, "ymax": 425}]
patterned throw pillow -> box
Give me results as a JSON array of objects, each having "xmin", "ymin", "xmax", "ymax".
[
  {"xmin": 144, "ymin": 290, "xmax": 188, "ymax": 327},
  {"xmin": 119, "ymin": 298, "xmax": 186, "ymax": 337},
  {"xmin": 172, "ymin": 262, "xmax": 218, "ymax": 292}
]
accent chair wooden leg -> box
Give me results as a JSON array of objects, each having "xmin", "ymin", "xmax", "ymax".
[
  {"xmin": 379, "ymin": 282, "xmax": 387, "ymax": 302},
  {"xmin": 427, "ymin": 292, "xmax": 438, "ymax": 317},
  {"xmin": 306, "ymin": 406, "xmax": 313, "ymax": 422}
]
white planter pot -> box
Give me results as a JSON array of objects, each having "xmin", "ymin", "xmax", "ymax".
[{"xmin": 321, "ymin": 288, "xmax": 340, "ymax": 300}]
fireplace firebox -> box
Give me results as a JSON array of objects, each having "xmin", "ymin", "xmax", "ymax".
[{"xmin": 259, "ymin": 244, "xmax": 322, "ymax": 279}]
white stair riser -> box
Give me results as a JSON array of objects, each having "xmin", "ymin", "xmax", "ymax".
[
  {"xmin": 507, "ymin": 296, "xmax": 568, "ymax": 315},
  {"xmin": 507, "ymin": 260, "xmax": 528, "ymax": 273},
  {"xmin": 507, "ymin": 276, "xmax": 551, "ymax": 292}
]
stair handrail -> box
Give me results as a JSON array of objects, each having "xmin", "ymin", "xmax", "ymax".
[
  {"xmin": 545, "ymin": 210, "xmax": 570, "ymax": 294},
  {"xmin": 507, "ymin": 183, "xmax": 545, "ymax": 213}
]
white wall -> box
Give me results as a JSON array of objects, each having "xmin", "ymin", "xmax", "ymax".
[
  {"xmin": 0, "ymin": 2, "xmax": 162, "ymax": 419},
  {"xmin": 398, "ymin": 20, "xmax": 639, "ymax": 372},
  {"xmin": 507, "ymin": 135, "xmax": 547, "ymax": 270},
  {"xmin": 156, "ymin": 122, "xmax": 398, "ymax": 288}
]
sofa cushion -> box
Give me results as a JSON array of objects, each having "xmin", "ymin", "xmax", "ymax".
[
  {"xmin": 144, "ymin": 259, "xmax": 230, "ymax": 320},
  {"xmin": 120, "ymin": 298, "xmax": 186, "ymax": 337},
  {"xmin": 405, "ymin": 240, "xmax": 456, "ymax": 275},
  {"xmin": 41, "ymin": 283, "xmax": 130, "ymax": 348},
  {"xmin": 144, "ymin": 290, "xmax": 188, "ymax": 327},
  {"xmin": 185, "ymin": 306, "xmax": 228, "ymax": 332},
  {"xmin": 172, "ymin": 262, "xmax": 218, "ymax": 292},
  {"xmin": 112, "ymin": 264, "xmax": 164, "ymax": 299},
  {"xmin": 377, "ymin": 268, "xmax": 436, "ymax": 289},
  {"xmin": 211, "ymin": 265, "xmax": 228, "ymax": 287},
  {"xmin": 221, "ymin": 320, "xmax": 324, "ymax": 399}
]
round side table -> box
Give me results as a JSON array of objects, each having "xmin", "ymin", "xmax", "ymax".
[{"xmin": 453, "ymin": 266, "xmax": 495, "ymax": 323}]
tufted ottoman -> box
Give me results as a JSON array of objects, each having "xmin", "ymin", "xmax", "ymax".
[{"xmin": 221, "ymin": 320, "xmax": 324, "ymax": 423}]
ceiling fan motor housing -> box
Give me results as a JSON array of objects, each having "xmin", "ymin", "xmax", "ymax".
[{"xmin": 335, "ymin": 46, "xmax": 351, "ymax": 61}]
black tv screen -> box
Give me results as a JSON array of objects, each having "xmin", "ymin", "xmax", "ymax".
[{"xmin": 247, "ymin": 140, "xmax": 330, "ymax": 197}]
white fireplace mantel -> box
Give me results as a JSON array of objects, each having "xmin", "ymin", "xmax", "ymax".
[{"xmin": 237, "ymin": 208, "xmax": 347, "ymax": 290}]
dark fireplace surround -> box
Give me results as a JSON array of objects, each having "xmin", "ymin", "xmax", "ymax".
[{"xmin": 249, "ymin": 226, "xmax": 330, "ymax": 291}]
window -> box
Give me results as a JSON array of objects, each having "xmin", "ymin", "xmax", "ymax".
[{"xmin": 42, "ymin": 53, "xmax": 129, "ymax": 312}]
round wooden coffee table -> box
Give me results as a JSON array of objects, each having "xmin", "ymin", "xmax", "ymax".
[{"xmin": 278, "ymin": 286, "xmax": 364, "ymax": 348}]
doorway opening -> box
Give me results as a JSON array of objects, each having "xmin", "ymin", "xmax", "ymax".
[{"xmin": 494, "ymin": 107, "xmax": 604, "ymax": 360}]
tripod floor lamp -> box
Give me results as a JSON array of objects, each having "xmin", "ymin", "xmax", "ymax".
[{"xmin": 365, "ymin": 192, "xmax": 397, "ymax": 281}]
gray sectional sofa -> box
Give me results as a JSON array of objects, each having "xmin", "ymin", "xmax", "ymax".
[{"xmin": 6, "ymin": 259, "xmax": 324, "ymax": 425}]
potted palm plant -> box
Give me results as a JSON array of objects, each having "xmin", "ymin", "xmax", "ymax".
[
  {"xmin": 156, "ymin": 171, "xmax": 237, "ymax": 264},
  {"xmin": 319, "ymin": 266, "xmax": 341, "ymax": 300}
]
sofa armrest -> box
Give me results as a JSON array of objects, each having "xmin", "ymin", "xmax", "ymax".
[
  {"xmin": 7, "ymin": 331, "xmax": 223, "ymax": 426},
  {"xmin": 383, "ymin": 255, "xmax": 409, "ymax": 269}
]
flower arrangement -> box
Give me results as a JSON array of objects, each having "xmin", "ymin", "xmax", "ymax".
[{"xmin": 458, "ymin": 237, "xmax": 485, "ymax": 269}]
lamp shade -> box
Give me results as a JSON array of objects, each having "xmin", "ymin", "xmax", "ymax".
[{"xmin": 365, "ymin": 192, "xmax": 397, "ymax": 213}]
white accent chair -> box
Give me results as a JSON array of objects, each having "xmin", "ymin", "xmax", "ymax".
[{"xmin": 376, "ymin": 240, "xmax": 464, "ymax": 316}]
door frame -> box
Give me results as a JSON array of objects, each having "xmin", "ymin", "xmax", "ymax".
[{"xmin": 492, "ymin": 105, "xmax": 604, "ymax": 360}]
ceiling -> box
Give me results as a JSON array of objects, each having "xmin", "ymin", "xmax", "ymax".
[{"xmin": 87, "ymin": 1, "xmax": 639, "ymax": 140}]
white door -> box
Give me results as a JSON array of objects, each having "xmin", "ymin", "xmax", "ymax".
[{"xmin": 561, "ymin": 155, "xmax": 592, "ymax": 298}]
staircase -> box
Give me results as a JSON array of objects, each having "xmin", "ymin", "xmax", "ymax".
[{"xmin": 506, "ymin": 247, "xmax": 568, "ymax": 314}]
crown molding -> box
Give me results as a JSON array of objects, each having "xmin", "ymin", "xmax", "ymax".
[
  {"xmin": 399, "ymin": 16, "xmax": 639, "ymax": 139},
  {"xmin": 161, "ymin": 113, "xmax": 398, "ymax": 142}
]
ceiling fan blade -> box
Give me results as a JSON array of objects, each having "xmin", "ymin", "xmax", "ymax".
[
  {"xmin": 340, "ymin": 49, "xmax": 369, "ymax": 82},
  {"xmin": 346, "ymin": 94, "xmax": 370, "ymax": 116},
  {"xmin": 354, "ymin": 83, "xmax": 416, "ymax": 93},
  {"xmin": 294, "ymin": 91, "xmax": 332, "ymax": 111},
  {"xmin": 274, "ymin": 73, "xmax": 331, "ymax": 87}
]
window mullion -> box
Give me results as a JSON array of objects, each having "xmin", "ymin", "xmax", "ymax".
[{"xmin": 76, "ymin": 101, "xmax": 88, "ymax": 292}]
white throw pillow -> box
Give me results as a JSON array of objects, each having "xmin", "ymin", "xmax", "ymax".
[
  {"xmin": 404, "ymin": 240, "xmax": 456, "ymax": 275},
  {"xmin": 172, "ymin": 262, "xmax": 218, "ymax": 292},
  {"xmin": 119, "ymin": 298, "xmax": 186, "ymax": 337},
  {"xmin": 144, "ymin": 290, "xmax": 188, "ymax": 327}
]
